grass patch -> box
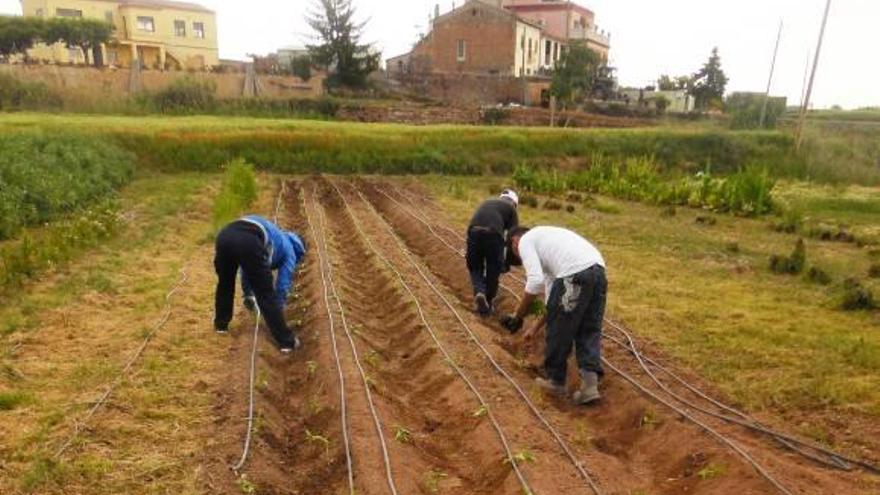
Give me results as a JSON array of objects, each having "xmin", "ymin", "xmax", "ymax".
[
  {"xmin": 0, "ymin": 390, "xmax": 31, "ymax": 411},
  {"xmin": 212, "ymin": 158, "xmax": 258, "ymax": 235}
]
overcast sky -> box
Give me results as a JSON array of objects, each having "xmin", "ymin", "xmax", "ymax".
[{"xmin": 2, "ymin": 0, "xmax": 877, "ymax": 108}]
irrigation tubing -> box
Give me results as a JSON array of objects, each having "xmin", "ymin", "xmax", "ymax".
[
  {"xmin": 347, "ymin": 180, "xmax": 604, "ymax": 495},
  {"xmin": 308, "ymin": 184, "xmax": 399, "ymax": 495},
  {"xmin": 55, "ymin": 265, "xmax": 189, "ymax": 459},
  {"xmin": 380, "ymin": 181, "xmax": 880, "ymax": 474},
  {"xmin": 368, "ymin": 182, "xmax": 802, "ymax": 493},
  {"xmin": 232, "ymin": 180, "xmax": 286, "ymax": 473},
  {"xmin": 301, "ymin": 185, "xmax": 356, "ymax": 493},
  {"xmin": 327, "ymin": 179, "xmax": 535, "ymax": 493}
]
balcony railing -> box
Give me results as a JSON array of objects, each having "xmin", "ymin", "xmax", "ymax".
[{"xmin": 569, "ymin": 25, "xmax": 610, "ymax": 46}]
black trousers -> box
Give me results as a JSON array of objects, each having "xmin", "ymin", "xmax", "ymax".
[
  {"xmin": 466, "ymin": 228, "xmax": 505, "ymax": 304},
  {"xmin": 544, "ymin": 265, "xmax": 607, "ymax": 384},
  {"xmin": 214, "ymin": 221, "xmax": 294, "ymax": 347}
]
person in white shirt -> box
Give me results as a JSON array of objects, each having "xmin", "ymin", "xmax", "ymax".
[{"xmin": 501, "ymin": 226, "xmax": 607, "ymax": 405}]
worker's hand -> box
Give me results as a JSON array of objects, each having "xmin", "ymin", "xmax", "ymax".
[{"xmin": 500, "ymin": 314, "xmax": 524, "ymax": 334}]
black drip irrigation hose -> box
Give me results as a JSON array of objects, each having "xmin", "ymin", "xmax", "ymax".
[
  {"xmin": 347, "ymin": 180, "xmax": 604, "ymax": 495},
  {"xmin": 327, "ymin": 179, "xmax": 535, "ymax": 495},
  {"xmin": 307, "ymin": 184, "xmax": 399, "ymax": 495},
  {"xmin": 380, "ymin": 181, "xmax": 880, "ymax": 476}
]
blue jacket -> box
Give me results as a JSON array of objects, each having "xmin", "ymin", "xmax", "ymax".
[{"xmin": 241, "ymin": 215, "xmax": 306, "ymax": 306}]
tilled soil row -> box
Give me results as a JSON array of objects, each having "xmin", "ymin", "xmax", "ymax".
[{"xmin": 352, "ymin": 178, "xmax": 874, "ymax": 495}]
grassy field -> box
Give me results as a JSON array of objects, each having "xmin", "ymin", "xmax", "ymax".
[{"xmin": 424, "ymin": 176, "xmax": 879, "ymax": 426}]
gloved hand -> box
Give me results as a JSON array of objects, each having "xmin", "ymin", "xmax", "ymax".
[{"xmin": 500, "ymin": 314, "xmax": 524, "ymax": 334}]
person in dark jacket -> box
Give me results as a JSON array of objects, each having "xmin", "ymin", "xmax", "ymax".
[
  {"xmin": 466, "ymin": 189, "xmax": 519, "ymax": 316},
  {"xmin": 214, "ymin": 215, "xmax": 304, "ymax": 353}
]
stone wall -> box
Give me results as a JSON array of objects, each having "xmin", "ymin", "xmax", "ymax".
[
  {"xmin": 394, "ymin": 72, "xmax": 550, "ymax": 106},
  {"xmin": 0, "ymin": 64, "xmax": 324, "ymax": 104}
]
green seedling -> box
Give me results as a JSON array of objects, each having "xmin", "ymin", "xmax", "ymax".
[
  {"xmin": 505, "ymin": 450, "xmax": 537, "ymax": 465},
  {"xmin": 472, "ymin": 405, "xmax": 489, "ymax": 418},
  {"xmin": 305, "ymin": 429, "xmax": 331, "ymax": 455},
  {"xmin": 236, "ymin": 475, "xmax": 256, "ymax": 494},
  {"xmin": 365, "ymin": 351, "xmax": 382, "ymax": 368},
  {"xmin": 423, "ymin": 469, "xmax": 448, "ymax": 493},
  {"xmin": 640, "ymin": 409, "xmax": 661, "ymax": 429},
  {"xmin": 394, "ymin": 426, "xmax": 412, "ymax": 444},
  {"xmin": 257, "ymin": 369, "xmax": 269, "ymax": 391},
  {"xmin": 306, "ymin": 361, "xmax": 318, "ymax": 377},
  {"xmin": 697, "ymin": 463, "xmax": 725, "ymax": 480}
]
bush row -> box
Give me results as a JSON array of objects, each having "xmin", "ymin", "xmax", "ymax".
[
  {"xmin": 0, "ymin": 132, "xmax": 134, "ymax": 239},
  {"xmin": 512, "ymin": 157, "xmax": 776, "ymax": 216},
  {"xmin": 0, "ymin": 200, "xmax": 122, "ymax": 289},
  {"xmin": 113, "ymin": 125, "xmax": 797, "ymax": 180}
]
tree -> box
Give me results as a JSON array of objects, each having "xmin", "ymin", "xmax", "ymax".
[
  {"xmin": 0, "ymin": 16, "xmax": 43, "ymax": 60},
  {"xmin": 690, "ymin": 47, "xmax": 728, "ymax": 111},
  {"xmin": 291, "ymin": 55, "xmax": 312, "ymax": 81},
  {"xmin": 43, "ymin": 18, "xmax": 112, "ymax": 67},
  {"xmin": 550, "ymin": 43, "xmax": 600, "ymax": 109},
  {"xmin": 306, "ymin": 0, "xmax": 379, "ymax": 88},
  {"xmin": 657, "ymin": 74, "xmax": 692, "ymax": 91}
]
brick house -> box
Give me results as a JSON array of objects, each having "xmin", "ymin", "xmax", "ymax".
[{"xmin": 406, "ymin": 0, "xmax": 544, "ymax": 77}]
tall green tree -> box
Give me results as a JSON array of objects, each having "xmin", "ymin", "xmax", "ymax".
[
  {"xmin": 291, "ymin": 55, "xmax": 312, "ymax": 81},
  {"xmin": 550, "ymin": 43, "xmax": 600, "ymax": 109},
  {"xmin": 690, "ymin": 47, "xmax": 728, "ymax": 111},
  {"xmin": 43, "ymin": 18, "xmax": 112, "ymax": 67},
  {"xmin": 0, "ymin": 16, "xmax": 43, "ymax": 60},
  {"xmin": 657, "ymin": 74, "xmax": 692, "ymax": 91},
  {"xmin": 306, "ymin": 0, "xmax": 379, "ymax": 88}
]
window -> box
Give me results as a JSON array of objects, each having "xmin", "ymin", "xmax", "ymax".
[
  {"xmin": 193, "ymin": 22, "xmax": 205, "ymax": 39},
  {"xmin": 174, "ymin": 20, "xmax": 186, "ymax": 37},
  {"xmin": 456, "ymin": 39, "xmax": 466, "ymax": 62},
  {"xmin": 56, "ymin": 8, "xmax": 82, "ymax": 18},
  {"xmin": 137, "ymin": 16, "xmax": 155, "ymax": 32},
  {"xmin": 545, "ymin": 40, "xmax": 552, "ymax": 65}
]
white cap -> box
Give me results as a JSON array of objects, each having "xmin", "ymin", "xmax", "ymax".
[{"xmin": 499, "ymin": 189, "xmax": 519, "ymax": 207}]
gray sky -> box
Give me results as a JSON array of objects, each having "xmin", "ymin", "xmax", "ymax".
[{"xmin": 2, "ymin": 0, "xmax": 877, "ymax": 108}]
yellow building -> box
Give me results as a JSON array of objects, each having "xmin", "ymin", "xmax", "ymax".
[{"xmin": 21, "ymin": 0, "xmax": 219, "ymax": 70}]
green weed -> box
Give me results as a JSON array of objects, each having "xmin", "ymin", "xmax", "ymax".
[
  {"xmin": 838, "ymin": 279, "xmax": 876, "ymax": 311},
  {"xmin": 868, "ymin": 264, "xmax": 880, "ymax": 279},
  {"xmin": 394, "ymin": 426, "xmax": 412, "ymax": 444},
  {"xmin": 236, "ymin": 474, "xmax": 257, "ymax": 494},
  {"xmin": 472, "ymin": 405, "xmax": 489, "ymax": 418},
  {"xmin": 806, "ymin": 267, "xmax": 832, "ymax": 285},
  {"xmin": 697, "ymin": 463, "xmax": 726, "ymax": 480},
  {"xmin": 505, "ymin": 450, "xmax": 537, "ymax": 465},
  {"xmin": 306, "ymin": 360, "xmax": 318, "ymax": 378}
]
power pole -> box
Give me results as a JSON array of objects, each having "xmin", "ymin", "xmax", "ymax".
[
  {"xmin": 796, "ymin": 0, "xmax": 833, "ymax": 151},
  {"xmin": 759, "ymin": 20, "xmax": 783, "ymax": 129},
  {"xmin": 799, "ymin": 51, "xmax": 811, "ymax": 110}
]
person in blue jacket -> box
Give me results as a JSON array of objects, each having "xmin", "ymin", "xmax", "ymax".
[{"xmin": 213, "ymin": 215, "xmax": 306, "ymax": 352}]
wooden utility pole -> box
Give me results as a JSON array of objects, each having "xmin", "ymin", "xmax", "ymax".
[
  {"xmin": 796, "ymin": 0, "xmax": 833, "ymax": 151},
  {"xmin": 759, "ymin": 20, "xmax": 783, "ymax": 129},
  {"xmin": 799, "ymin": 51, "xmax": 811, "ymax": 110}
]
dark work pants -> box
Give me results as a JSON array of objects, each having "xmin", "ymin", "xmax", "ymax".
[
  {"xmin": 544, "ymin": 266, "xmax": 607, "ymax": 384},
  {"xmin": 466, "ymin": 228, "xmax": 505, "ymax": 304},
  {"xmin": 214, "ymin": 221, "xmax": 294, "ymax": 347}
]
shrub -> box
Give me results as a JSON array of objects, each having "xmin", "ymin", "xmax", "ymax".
[
  {"xmin": 806, "ymin": 267, "xmax": 832, "ymax": 285},
  {"xmin": 838, "ymin": 279, "xmax": 876, "ymax": 311},
  {"xmin": 0, "ymin": 73, "xmax": 62, "ymax": 111},
  {"xmin": 520, "ymin": 195, "xmax": 539, "ymax": 208},
  {"xmin": 769, "ymin": 239, "xmax": 806, "ymax": 275},
  {"xmin": 0, "ymin": 132, "xmax": 134, "ymax": 240},
  {"xmin": 149, "ymin": 77, "xmax": 217, "ymax": 114},
  {"xmin": 807, "ymin": 223, "xmax": 855, "ymax": 243},
  {"xmin": 868, "ymin": 264, "xmax": 880, "ymax": 279},
  {"xmin": 772, "ymin": 207, "xmax": 804, "ymax": 233},
  {"xmin": 565, "ymin": 204, "xmax": 576, "ymax": 213},
  {"xmin": 481, "ymin": 107, "xmax": 511, "ymax": 125},
  {"xmin": 212, "ymin": 158, "xmax": 258, "ymax": 234}
]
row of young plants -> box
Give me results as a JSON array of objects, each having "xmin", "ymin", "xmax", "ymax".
[
  {"xmin": 0, "ymin": 131, "xmax": 134, "ymax": 240},
  {"xmin": 512, "ymin": 156, "xmax": 776, "ymax": 216},
  {"xmin": 0, "ymin": 200, "xmax": 122, "ymax": 290}
]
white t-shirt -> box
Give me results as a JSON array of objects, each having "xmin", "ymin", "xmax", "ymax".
[{"xmin": 518, "ymin": 226, "xmax": 605, "ymax": 296}]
